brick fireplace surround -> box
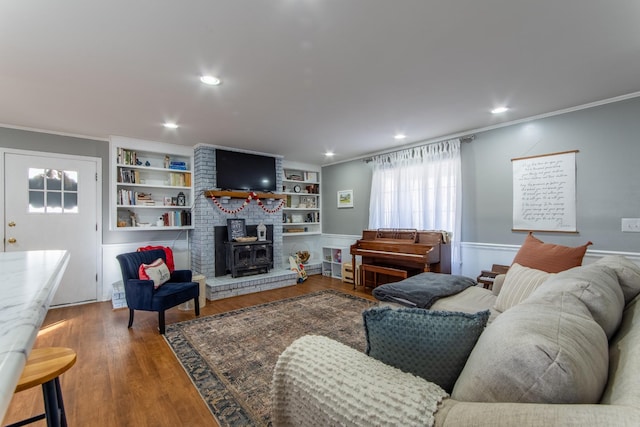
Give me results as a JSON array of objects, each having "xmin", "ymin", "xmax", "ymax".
[{"xmin": 190, "ymin": 145, "xmax": 298, "ymax": 300}]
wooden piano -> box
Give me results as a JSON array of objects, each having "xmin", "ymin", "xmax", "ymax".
[{"xmin": 350, "ymin": 229, "xmax": 451, "ymax": 288}]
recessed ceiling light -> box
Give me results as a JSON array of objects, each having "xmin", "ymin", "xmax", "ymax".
[
  {"xmin": 163, "ymin": 122, "xmax": 179, "ymax": 129},
  {"xmin": 491, "ymin": 106, "xmax": 509, "ymax": 114},
  {"xmin": 200, "ymin": 75, "xmax": 221, "ymax": 86},
  {"xmin": 325, "ymin": 151, "xmax": 335, "ymax": 157},
  {"xmin": 394, "ymin": 133, "xmax": 407, "ymax": 140}
]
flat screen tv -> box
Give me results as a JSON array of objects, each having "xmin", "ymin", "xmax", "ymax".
[{"xmin": 215, "ymin": 149, "xmax": 277, "ymax": 192}]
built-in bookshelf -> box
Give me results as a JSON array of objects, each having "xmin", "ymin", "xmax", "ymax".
[
  {"xmin": 109, "ymin": 137, "xmax": 194, "ymax": 231},
  {"xmin": 282, "ymin": 167, "xmax": 321, "ymax": 236}
]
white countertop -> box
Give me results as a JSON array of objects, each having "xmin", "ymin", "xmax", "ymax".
[{"xmin": 0, "ymin": 250, "xmax": 70, "ymax": 422}]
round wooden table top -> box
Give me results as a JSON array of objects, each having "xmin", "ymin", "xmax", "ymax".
[{"xmin": 15, "ymin": 347, "xmax": 76, "ymax": 393}]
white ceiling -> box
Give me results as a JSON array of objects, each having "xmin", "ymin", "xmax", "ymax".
[{"xmin": 1, "ymin": 1, "xmax": 639, "ymax": 165}]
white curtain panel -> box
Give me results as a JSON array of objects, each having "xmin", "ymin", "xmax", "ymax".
[{"xmin": 368, "ymin": 139, "xmax": 462, "ymax": 273}]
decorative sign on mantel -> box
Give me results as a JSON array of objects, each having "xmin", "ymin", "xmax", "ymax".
[{"xmin": 512, "ymin": 150, "xmax": 578, "ymax": 233}]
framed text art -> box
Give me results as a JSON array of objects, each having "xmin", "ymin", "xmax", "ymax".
[
  {"xmin": 226, "ymin": 218, "xmax": 247, "ymax": 241},
  {"xmin": 512, "ymin": 150, "xmax": 578, "ymax": 233},
  {"xmin": 337, "ymin": 189, "xmax": 354, "ymax": 208}
]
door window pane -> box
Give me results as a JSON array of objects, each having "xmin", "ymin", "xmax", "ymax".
[
  {"xmin": 28, "ymin": 190, "xmax": 45, "ymax": 213},
  {"xmin": 64, "ymin": 193, "xmax": 78, "ymax": 213},
  {"xmin": 28, "ymin": 168, "xmax": 45, "ymax": 190},
  {"xmin": 27, "ymin": 168, "xmax": 78, "ymax": 214},
  {"xmin": 47, "ymin": 192, "xmax": 62, "ymax": 213},
  {"xmin": 46, "ymin": 169, "xmax": 62, "ymax": 190},
  {"xmin": 63, "ymin": 171, "xmax": 78, "ymax": 191}
]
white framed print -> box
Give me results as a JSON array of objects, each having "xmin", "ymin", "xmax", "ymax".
[{"xmin": 337, "ymin": 189, "xmax": 353, "ymax": 208}]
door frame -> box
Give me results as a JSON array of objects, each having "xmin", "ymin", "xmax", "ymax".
[{"xmin": 1, "ymin": 148, "xmax": 103, "ymax": 304}]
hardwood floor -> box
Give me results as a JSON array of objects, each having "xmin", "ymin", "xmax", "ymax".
[{"xmin": 3, "ymin": 275, "xmax": 375, "ymax": 427}]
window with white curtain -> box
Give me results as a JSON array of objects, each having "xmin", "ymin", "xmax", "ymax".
[{"xmin": 368, "ymin": 139, "xmax": 462, "ymax": 272}]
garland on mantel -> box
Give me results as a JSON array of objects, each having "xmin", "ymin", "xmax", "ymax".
[{"xmin": 209, "ymin": 192, "xmax": 286, "ymax": 215}]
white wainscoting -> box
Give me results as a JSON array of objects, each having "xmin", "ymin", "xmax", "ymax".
[
  {"xmin": 101, "ymin": 237, "xmax": 640, "ymax": 302},
  {"xmin": 102, "ymin": 240, "xmax": 190, "ymax": 302},
  {"xmin": 460, "ymin": 241, "xmax": 640, "ymax": 279}
]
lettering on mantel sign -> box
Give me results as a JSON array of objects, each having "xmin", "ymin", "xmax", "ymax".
[{"xmin": 512, "ymin": 151, "xmax": 577, "ymax": 232}]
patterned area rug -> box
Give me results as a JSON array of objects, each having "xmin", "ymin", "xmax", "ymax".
[{"xmin": 164, "ymin": 290, "xmax": 377, "ymax": 426}]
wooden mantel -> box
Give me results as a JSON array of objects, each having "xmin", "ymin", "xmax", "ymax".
[{"xmin": 205, "ymin": 190, "xmax": 287, "ymax": 200}]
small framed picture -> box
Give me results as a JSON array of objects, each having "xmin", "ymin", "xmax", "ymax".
[
  {"xmin": 337, "ymin": 189, "xmax": 353, "ymax": 208},
  {"xmin": 163, "ymin": 196, "xmax": 172, "ymax": 206}
]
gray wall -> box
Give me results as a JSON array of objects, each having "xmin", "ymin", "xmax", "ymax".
[
  {"xmin": 0, "ymin": 127, "xmax": 187, "ymax": 244},
  {"xmin": 322, "ymin": 96, "xmax": 640, "ymax": 252},
  {"xmin": 321, "ymin": 159, "xmax": 372, "ymax": 235},
  {"xmin": 5, "ymin": 95, "xmax": 640, "ymax": 251},
  {"xmin": 462, "ymin": 96, "xmax": 640, "ymax": 251}
]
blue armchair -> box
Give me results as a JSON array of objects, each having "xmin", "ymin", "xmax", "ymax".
[{"xmin": 116, "ymin": 249, "xmax": 200, "ymax": 334}]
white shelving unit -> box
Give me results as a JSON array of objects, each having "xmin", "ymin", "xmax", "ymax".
[
  {"xmin": 282, "ymin": 167, "xmax": 321, "ymax": 237},
  {"xmin": 322, "ymin": 247, "xmax": 345, "ymax": 279},
  {"xmin": 109, "ymin": 137, "xmax": 195, "ymax": 231}
]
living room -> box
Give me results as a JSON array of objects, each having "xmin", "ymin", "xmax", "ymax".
[{"xmin": 2, "ymin": 2, "xmax": 640, "ymax": 426}]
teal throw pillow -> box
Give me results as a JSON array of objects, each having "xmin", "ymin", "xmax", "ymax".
[{"xmin": 363, "ymin": 307, "xmax": 490, "ymax": 393}]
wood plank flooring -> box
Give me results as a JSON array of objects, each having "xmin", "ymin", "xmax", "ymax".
[{"xmin": 3, "ymin": 275, "xmax": 375, "ymax": 427}]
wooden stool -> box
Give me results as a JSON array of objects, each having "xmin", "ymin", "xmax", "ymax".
[{"xmin": 7, "ymin": 347, "xmax": 76, "ymax": 427}]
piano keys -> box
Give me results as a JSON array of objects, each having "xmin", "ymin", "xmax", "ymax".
[{"xmin": 350, "ymin": 229, "xmax": 451, "ymax": 288}]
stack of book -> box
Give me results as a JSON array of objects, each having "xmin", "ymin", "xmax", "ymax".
[
  {"xmin": 118, "ymin": 190, "xmax": 156, "ymax": 206},
  {"xmin": 169, "ymin": 161, "xmax": 187, "ymax": 170},
  {"xmin": 135, "ymin": 192, "xmax": 155, "ymax": 206}
]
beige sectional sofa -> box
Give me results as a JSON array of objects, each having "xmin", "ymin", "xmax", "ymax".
[{"xmin": 271, "ymin": 255, "xmax": 640, "ymax": 426}]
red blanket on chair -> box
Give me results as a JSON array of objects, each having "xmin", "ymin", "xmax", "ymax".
[{"xmin": 137, "ymin": 245, "xmax": 175, "ymax": 272}]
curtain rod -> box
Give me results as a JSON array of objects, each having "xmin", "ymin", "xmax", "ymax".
[{"xmin": 362, "ymin": 134, "xmax": 475, "ymax": 163}]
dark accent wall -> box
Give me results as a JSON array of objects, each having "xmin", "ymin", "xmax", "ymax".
[{"xmin": 322, "ymin": 96, "xmax": 640, "ymax": 252}]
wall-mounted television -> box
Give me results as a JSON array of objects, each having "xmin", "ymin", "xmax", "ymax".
[{"xmin": 215, "ymin": 149, "xmax": 277, "ymax": 192}]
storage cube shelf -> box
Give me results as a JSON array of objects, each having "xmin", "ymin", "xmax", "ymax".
[
  {"xmin": 282, "ymin": 167, "xmax": 321, "ymax": 236},
  {"xmin": 110, "ymin": 137, "xmax": 195, "ymax": 231},
  {"xmin": 322, "ymin": 247, "xmax": 346, "ymax": 279}
]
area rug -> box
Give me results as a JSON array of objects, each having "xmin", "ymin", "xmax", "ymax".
[{"xmin": 164, "ymin": 290, "xmax": 377, "ymax": 427}]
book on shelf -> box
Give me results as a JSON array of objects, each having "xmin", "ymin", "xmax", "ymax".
[
  {"xmin": 118, "ymin": 190, "xmax": 157, "ymax": 206},
  {"xmin": 118, "ymin": 169, "xmax": 140, "ymax": 184},
  {"xmin": 162, "ymin": 210, "xmax": 191, "ymax": 227},
  {"xmin": 117, "ymin": 148, "xmax": 138, "ymax": 166},
  {"xmin": 135, "ymin": 192, "xmax": 155, "ymax": 206},
  {"xmin": 169, "ymin": 172, "xmax": 190, "ymax": 187},
  {"xmin": 169, "ymin": 161, "xmax": 187, "ymax": 170}
]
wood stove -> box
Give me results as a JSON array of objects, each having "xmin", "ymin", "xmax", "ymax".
[
  {"xmin": 225, "ymin": 240, "xmax": 273, "ymax": 278},
  {"xmin": 214, "ymin": 224, "xmax": 274, "ymax": 277}
]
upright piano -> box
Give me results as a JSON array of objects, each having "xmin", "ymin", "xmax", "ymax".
[{"xmin": 350, "ymin": 229, "xmax": 451, "ymax": 287}]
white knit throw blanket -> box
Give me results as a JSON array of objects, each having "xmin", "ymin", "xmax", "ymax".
[{"xmin": 272, "ymin": 335, "xmax": 449, "ymax": 427}]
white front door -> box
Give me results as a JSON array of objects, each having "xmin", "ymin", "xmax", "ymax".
[{"xmin": 4, "ymin": 152, "xmax": 99, "ymax": 305}]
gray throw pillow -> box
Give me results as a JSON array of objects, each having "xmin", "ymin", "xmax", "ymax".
[
  {"xmin": 594, "ymin": 255, "xmax": 640, "ymax": 304},
  {"xmin": 452, "ymin": 292, "xmax": 609, "ymax": 404},
  {"xmin": 529, "ymin": 263, "xmax": 624, "ymax": 339},
  {"xmin": 363, "ymin": 306, "xmax": 489, "ymax": 393}
]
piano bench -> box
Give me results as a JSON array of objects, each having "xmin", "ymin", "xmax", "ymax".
[{"xmin": 360, "ymin": 264, "xmax": 408, "ymax": 288}]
